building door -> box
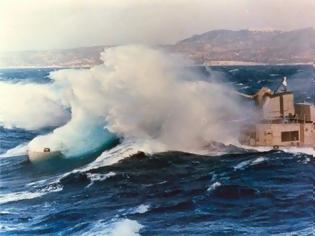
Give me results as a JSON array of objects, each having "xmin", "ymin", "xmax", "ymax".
[{"xmin": 264, "ymin": 131, "xmax": 273, "ymax": 146}]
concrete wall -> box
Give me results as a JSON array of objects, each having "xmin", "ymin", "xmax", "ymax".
[
  {"xmin": 301, "ymin": 123, "xmax": 315, "ymax": 146},
  {"xmin": 295, "ymin": 103, "xmax": 315, "ymax": 122},
  {"xmin": 262, "ymin": 93, "xmax": 295, "ymax": 120},
  {"xmin": 255, "ymin": 123, "xmax": 301, "ymax": 147}
]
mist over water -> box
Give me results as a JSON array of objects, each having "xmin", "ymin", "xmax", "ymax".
[
  {"xmin": 0, "ymin": 82, "xmax": 70, "ymax": 130},
  {"xmin": 0, "ymin": 45, "xmax": 250, "ymax": 157}
]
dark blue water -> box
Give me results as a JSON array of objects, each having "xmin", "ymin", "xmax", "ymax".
[{"xmin": 0, "ymin": 66, "xmax": 314, "ymax": 235}]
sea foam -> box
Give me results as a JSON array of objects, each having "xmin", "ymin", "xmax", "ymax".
[{"xmin": 80, "ymin": 219, "xmax": 143, "ymax": 236}]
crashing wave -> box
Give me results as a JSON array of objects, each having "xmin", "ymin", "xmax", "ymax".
[
  {"xmin": 0, "ymin": 45, "xmax": 250, "ymax": 160},
  {"xmin": 79, "ymin": 218, "xmax": 143, "ymax": 236}
]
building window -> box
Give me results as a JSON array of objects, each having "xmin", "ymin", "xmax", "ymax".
[{"xmin": 281, "ymin": 131, "xmax": 299, "ymax": 142}]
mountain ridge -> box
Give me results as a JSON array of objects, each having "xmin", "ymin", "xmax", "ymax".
[
  {"xmin": 0, "ymin": 28, "xmax": 314, "ymax": 67},
  {"xmin": 174, "ymin": 28, "xmax": 315, "ymax": 64}
]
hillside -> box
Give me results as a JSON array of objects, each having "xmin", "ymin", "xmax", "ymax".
[
  {"xmin": 0, "ymin": 46, "xmax": 108, "ymax": 68},
  {"xmin": 0, "ymin": 28, "xmax": 314, "ymax": 68},
  {"xmin": 175, "ymin": 28, "xmax": 315, "ymax": 65}
]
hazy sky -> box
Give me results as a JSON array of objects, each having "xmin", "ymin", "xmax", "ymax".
[{"xmin": 0, "ymin": 0, "xmax": 314, "ymax": 51}]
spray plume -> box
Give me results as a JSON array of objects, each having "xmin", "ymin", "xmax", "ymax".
[
  {"xmin": 0, "ymin": 46, "xmax": 250, "ymax": 157},
  {"xmin": 0, "ymin": 82, "xmax": 69, "ymax": 129}
]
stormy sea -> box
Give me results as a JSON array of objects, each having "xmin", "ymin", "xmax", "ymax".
[{"xmin": 0, "ymin": 47, "xmax": 314, "ymax": 235}]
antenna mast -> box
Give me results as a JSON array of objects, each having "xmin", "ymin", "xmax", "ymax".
[{"xmin": 274, "ymin": 76, "xmax": 287, "ymax": 93}]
